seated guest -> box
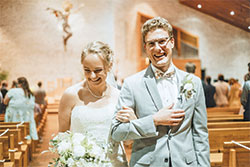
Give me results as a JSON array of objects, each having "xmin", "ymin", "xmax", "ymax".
[
  {"xmin": 4, "ymin": 77, "xmax": 38, "ymax": 140},
  {"xmin": 204, "ymin": 76, "xmax": 216, "ymax": 108},
  {"xmin": 214, "ymin": 74, "xmax": 229, "ymax": 107}
]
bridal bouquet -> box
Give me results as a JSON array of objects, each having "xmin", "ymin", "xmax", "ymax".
[{"xmin": 49, "ymin": 131, "xmax": 111, "ymax": 167}]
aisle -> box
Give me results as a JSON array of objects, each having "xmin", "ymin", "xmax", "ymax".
[{"xmin": 29, "ymin": 114, "xmax": 58, "ymax": 167}]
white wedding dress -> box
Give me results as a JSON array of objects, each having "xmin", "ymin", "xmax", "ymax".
[{"xmin": 70, "ymin": 99, "xmax": 128, "ymax": 167}]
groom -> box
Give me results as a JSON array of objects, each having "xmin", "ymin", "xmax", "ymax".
[{"xmin": 111, "ymin": 17, "xmax": 210, "ymax": 167}]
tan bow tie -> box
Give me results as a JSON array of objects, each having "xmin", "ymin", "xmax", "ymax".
[{"xmin": 155, "ymin": 70, "xmax": 175, "ymax": 80}]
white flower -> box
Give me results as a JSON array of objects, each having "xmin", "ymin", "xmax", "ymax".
[
  {"xmin": 72, "ymin": 133, "xmax": 85, "ymax": 145},
  {"xmin": 48, "ymin": 131, "xmax": 110, "ymax": 166},
  {"xmin": 179, "ymin": 74, "xmax": 196, "ymax": 101},
  {"xmin": 73, "ymin": 145, "xmax": 85, "ymax": 157},
  {"xmin": 52, "ymin": 135, "xmax": 58, "ymax": 141},
  {"xmin": 183, "ymin": 83, "xmax": 193, "ymax": 91},
  {"xmin": 67, "ymin": 158, "xmax": 75, "ymax": 167},
  {"xmin": 57, "ymin": 140, "xmax": 71, "ymax": 154}
]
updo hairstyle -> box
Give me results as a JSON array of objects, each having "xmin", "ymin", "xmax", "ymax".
[
  {"xmin": 81, "ymin": 41, "xmax": 114, "ymax": 72},
  {"xmin": 141, "ymin": 16, "xmax": 173, "ymax": 43}
]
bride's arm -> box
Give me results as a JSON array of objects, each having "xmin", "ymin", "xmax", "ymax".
[
  {"xmin": 116, "ymin": 107, "xmax": 137, "ymax": 123},
  {"xmin": 58, "ymin": 90, "xmax": 75, "ymax": 132}
]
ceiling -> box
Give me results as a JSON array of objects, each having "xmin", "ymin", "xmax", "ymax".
[{"xmin": 179, "ymin": 0, "xmax": 250, "ymax": 32}]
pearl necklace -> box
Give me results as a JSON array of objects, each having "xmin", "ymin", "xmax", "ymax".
[{"xmin": 86, "ymin": 82, "xmax": 107, "ymax": 99}]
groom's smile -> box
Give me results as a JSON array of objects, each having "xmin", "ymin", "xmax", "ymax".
[{"xmin": 145, "ymin": 28, "xmax": 174, "ymax": 72}]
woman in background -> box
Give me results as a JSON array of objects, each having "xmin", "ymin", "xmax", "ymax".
[{"xmin": 4, "ymin": 77, "xmax": 38, "ymax": 140}]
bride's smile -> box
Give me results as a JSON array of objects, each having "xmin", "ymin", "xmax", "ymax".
[{"xmin": 82, "ymin": 53, "xmax": 108, "ymax": 96}]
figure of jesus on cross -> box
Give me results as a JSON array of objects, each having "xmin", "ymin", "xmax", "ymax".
[{"xmin": 47, "ymin": 0, "xmax": 84, "ymax": 51}]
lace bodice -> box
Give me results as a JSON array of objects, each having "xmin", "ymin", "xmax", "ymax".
[
  {"xmin": 70, "ymin": 95, "xmax": 128, "ymax": 167},
  {"xmin": 70, "ymin": 103, "xmax": 114, "ymax": 141}
]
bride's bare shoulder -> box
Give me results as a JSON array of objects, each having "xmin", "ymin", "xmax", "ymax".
[{"xmin": 63, "ymin": 81, "xmax": 84, "ymax": 97}]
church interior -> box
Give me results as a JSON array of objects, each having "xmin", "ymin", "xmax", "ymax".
[{"xmin": 0, "ymin": 0, "xmax": 250, "ymax": 166}]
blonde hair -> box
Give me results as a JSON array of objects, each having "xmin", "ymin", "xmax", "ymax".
[
  {"xmin": 81, "ymin": 41, "xmax": 114, "ymax": 72},
  {"xmin": 141, "ymin": 16, "xmax": 173, "ymax": 43}
]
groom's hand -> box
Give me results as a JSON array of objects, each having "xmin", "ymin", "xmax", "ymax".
[
  {"xmin": 116, "ymin": 106, "xmax": 137, "ymax": 123},
  {"xmin": 153, "ymin": 103, "xmax": 185, "ymax": 126}
]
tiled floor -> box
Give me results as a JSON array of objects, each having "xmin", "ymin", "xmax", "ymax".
[{"xmin": 29, "ymin": 114, "xmax": 58, "ymax": 167}]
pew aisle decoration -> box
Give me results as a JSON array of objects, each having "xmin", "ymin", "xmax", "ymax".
[{"xmin": 49, "ymin": 131, "xmax": 111, "ymax": 167}]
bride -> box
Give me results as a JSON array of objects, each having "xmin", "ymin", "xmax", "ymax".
[{"xmin": 58, "ymin": 41, "xmax": 135, "ymax": 167}]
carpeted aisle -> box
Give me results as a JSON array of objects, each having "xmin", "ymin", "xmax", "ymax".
[{"xmin": 29, "ymin": 114, "xmax": 58, "ymax": 167}]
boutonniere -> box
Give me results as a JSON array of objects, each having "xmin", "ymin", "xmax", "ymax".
[{"xmin": 178, "ymin": 74, "xmax": 196, "ymax": 103}]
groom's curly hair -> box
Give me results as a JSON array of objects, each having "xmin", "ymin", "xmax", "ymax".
[
  {"xmin": 81, "ymin": 41, "xmax": 114, "ymax": 72},
  {"xmin": 141, "ymin": 16, "xmax": 173, "ymax": 44}
]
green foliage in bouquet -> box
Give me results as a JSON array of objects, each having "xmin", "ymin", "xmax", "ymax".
[{"xmin": 49, "ymin": 131, "xmax": 112, "ymax": 167}]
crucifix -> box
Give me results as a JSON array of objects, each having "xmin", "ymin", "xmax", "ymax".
[{"xmin": 47, "ymin": 0, "xmax": 84, "ymax": 51}]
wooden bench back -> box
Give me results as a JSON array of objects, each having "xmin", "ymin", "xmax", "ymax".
[
  {"xmin": 0, "ymin": 134, "xmax": 15, "ymax": 161},
  {"xmin": 207, "ymin": 107, "xmax": 240, "ymax": 115},
  {"xmin": 0, "ymin": 125, "xmax": 27, "ymax": 143},
  {"xmin": 208, "ymin": 121, "xmax": 250, "ymax": 129},
  {"xmin": 0, "ymin": 136, "xmax": 9, "ymax": 159},
  {"xmin": 0, "ymin": 122, "xmax": 30, "ymax": 135},
  {"xmin": 207, "ymin": 115, "xmax": 243, "ymax": 122},
  {"xmin": 0, "ymin": 114, "xmax": 4, "ymax": 122},
  {"xmin": 209, "ymin": 127, "xmax": 250, "ymax": 152},
  {"xmin": 0, "ymin": 129, "xmax": 21, "ymax": 149},
  {"xmin": 222, "ymin": 141, "xmax": 250, "ymax": 167}
]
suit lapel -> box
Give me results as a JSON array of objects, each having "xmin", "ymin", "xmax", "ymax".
[
  {"xmin": 174, "ymin": 66, "xmax": 186, "ymax": 109},
  {"xmin": 143, "ymin": 66, "xmax": 163, "ymax": 111},
  {"xmin": 174, "ymin": 66, "xmax": 195, "ymax": 109}
]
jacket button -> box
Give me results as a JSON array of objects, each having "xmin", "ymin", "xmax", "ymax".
[{"xmin": 164, "ymin": 158, "xmax": 168, "ymax": 163}]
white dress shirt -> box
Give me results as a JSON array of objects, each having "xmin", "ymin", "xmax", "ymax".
[{"xmin": 151, "ymin": 63, "xmax": 178, "ymax": 108}]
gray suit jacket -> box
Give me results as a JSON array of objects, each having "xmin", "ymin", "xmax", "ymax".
[{"xmin": 111, "ymin": 65, "xmax": 210, "ymax": 167}]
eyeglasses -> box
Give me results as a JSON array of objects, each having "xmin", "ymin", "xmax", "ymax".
[{"xmin": 145, "ymin": 37, "xmax": 172, "ymax": 48}]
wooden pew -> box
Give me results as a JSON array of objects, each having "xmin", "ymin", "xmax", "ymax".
[
  {"xmin": 207, "ymin": 115, "xmax": 243, "ymax": 122},
  {"xmin": 0, "ymin": 129, "xmax": 23, "ymax": 167},
  {"xmin": 209, "ymin": 127, "xmax": 250, "ymax": 153},
  {"xmin": 208, "ymin": 121, "xmax": 250, "ymax": 129},
  {"xmin": 222, "ymin": 141, "xmax": 250, "ymax": 167},
  {"xmin": 0, "ymin": 123, "xmax": 31, "ymax": 167},
  {"xmin": 36, "ymin": 110, "xmax": 48, "ymax": 141},
  {"xmin": 0, "ymin": 122, "xmax": 30, "ymax": 137},
  {"xmin": 0, "ymin": 122, "xmax": 32, "ymax": 153},
  {"xmin": 0, "ymin": 134, "xmax": 19, "ymax": 167},
  {"xmin": 207, "ymin": 107, "xmax": 240, "ymax": 116},
  {"xmin": 207, "ymin": 107, "xmax": 243, "ymax": 122},
  {"xmin": 0, "ymin": 139, "xmax": 15, "ymax": 167},
  {"xmin": 209, "ymin": 121, "xmax": 250, "ymax": 166},
  {"xmin": 211, "ymin": 141, "xmax": 250, "ymax": 167},
  {"xmin": 0, "ymin": 115, "xmax": 4, "ymax": 122}
]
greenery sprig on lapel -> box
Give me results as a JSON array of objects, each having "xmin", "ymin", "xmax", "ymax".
[{"xmin": 179, "ymin": 74, "xmax": 196, "ymax": 102}]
